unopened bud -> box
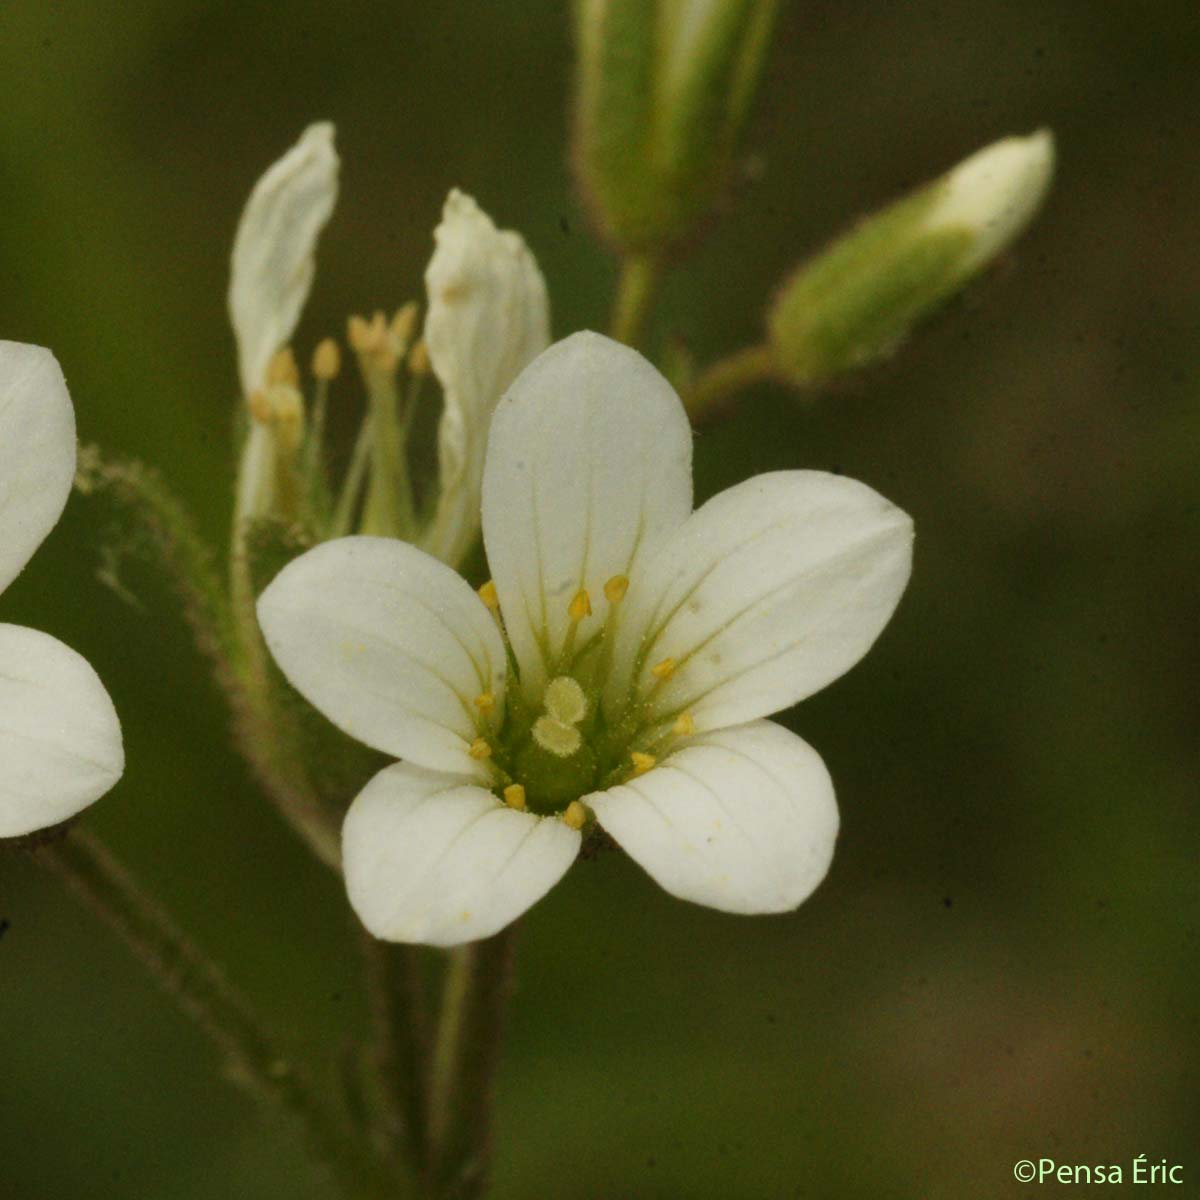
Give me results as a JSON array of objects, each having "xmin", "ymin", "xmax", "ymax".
[
  {"xmin": 767, "ymin": 130, "xmax": 1055, "ymax": 384},
  {"xmin": 573, "ymin": 0, "xmax": 778, "ymax": 252}
]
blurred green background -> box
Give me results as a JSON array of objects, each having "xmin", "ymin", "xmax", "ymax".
[{"xmin": 2, "ymin": 2, "xmax": 1198, "ymax": 1197}]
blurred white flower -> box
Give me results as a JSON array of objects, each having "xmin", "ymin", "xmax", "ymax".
[
  {"xmin": 419, "ymin": 189, "xmax": 550, "ymax": 567},
  {"xmin": 0, "ymin": 341, "xmax": 124, "ymax": 838},
  {"xmin": 258, "ymin": 332, "xmax": 912, "ymax": 945}
]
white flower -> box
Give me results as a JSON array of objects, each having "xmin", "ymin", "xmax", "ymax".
[
  {"xmin": 0, "ymin": 341, "xmax": 124, "ymax": 838},
  {"xmin": 258, "ymin": 332, "xmax": 912, "ymax": 945},
  {"xmin": 419, "ymin": 189, "xmax": 550, "ymax": 567},
  {"xmin": 925, "ymin": 129, "xmax": 1055, "ymax": 274}
]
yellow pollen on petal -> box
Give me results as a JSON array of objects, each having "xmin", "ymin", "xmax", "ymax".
[
  {"xmin": 672, "ymin": 713, "xmax": 695, "ymax": 736},
  {"xmin": 603, "ymin": 575, "xmax": 629, "ymax": 604},
  {"xmin": 312, "ymin": 338, "xmax": 341, "ymax": 380},
  {"xmin": 503, "ymin": 784, "xmax": 527, "ymax": 811},
  {"xmin": 468, "ymin": 738, "xmax": 492, "ymax": 760},
  {"xmin": 650, "ymin": 657, "xmax": 677, "ymax": 680},
  {"xmin": 474, "ymin": 692, "xmax": 496, "ymax": 714},
  {"xmin": 478, "ymin": 580, "xmax": 500, "ymax": 610},
  {"xmin": 562, "ymin": 800, "xmax": 587, "ymax": 830},
  {"xmin": 630, "ymin": 751, "xmax": 656, "ymax": 776},
  {"xmin": 568, "ymin": 588, "xmax": 592, "ymax": 622}
]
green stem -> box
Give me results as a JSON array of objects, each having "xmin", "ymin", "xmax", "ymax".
[
  {"xmin": 425, "ymin": 927, "xmax": 519, "ymax": 1199},
  {"xmin": 362, "ymin": 934, "xmax": 432, "ymax": 1175},
  {"xmin": 609, "ymin": 252, "xmax": 665, "ymax": 350},
  {"xmin": 38, "ymin": 828, "xmax": 394, "ymax": 1199},
  {"xmin": 683, "ymin": 342, "xmax": 779, "ymax": 424}
]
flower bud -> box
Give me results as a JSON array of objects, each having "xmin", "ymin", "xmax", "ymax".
[
  {"xmin": 573, "ymin": 0, "xmax": 778, "ymax": 253},
  {"xmin": 767, "ymin": 130, "xmax": 1055, "ymax": 384}
]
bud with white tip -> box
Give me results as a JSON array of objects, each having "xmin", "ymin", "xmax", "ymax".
[{"xmin": 767, "ymin": 130, "xmax": 1055, "ymax": 385}]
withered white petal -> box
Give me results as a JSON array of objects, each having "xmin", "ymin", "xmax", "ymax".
[
  {"xmin": 343, "ymin": 761, "xmax": 580, "ymax": 946},
  {"xmin": 257, "ymin": 536, "xmax": 507, "ymax": 778},
  {"xmin": 420, "ymin": 190, "xmax": 550, "ymax": 568},
  {"xmin": 0, "ymin": 624, "xmax": 124, "ymax": 838},
  {"xmin": 482, "ymin": 331, "xmax": 693, "ymax": 704},
  {"xmin": 609, "ymin": 470, "xmax": 913, "ymax": 730},
  {"xmin": 229, "ymin": 122, "xmax": 339, "ymax": 395},
  {"xmin": 589, "ymin": 721, "xmax": 837, "ymax": 914},
  {"xmin": 0, "ymin": 341, "xmax": 77, "ymax": 595}
]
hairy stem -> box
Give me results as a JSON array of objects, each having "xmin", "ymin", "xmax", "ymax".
[
  {"xmin": 425, "ymin": 927, "xmax": 519, "ymax": 1199},
  {"xmin": 39, "ymin": 828, "xmax": 393, "ymax": 1199},
  {"xmin": 610, "ymin": 252, "xmax": 665, "ymax": 350},
  {"xmin": 683, "ymin": 342, "xmax": 779, "ymax": 423}
]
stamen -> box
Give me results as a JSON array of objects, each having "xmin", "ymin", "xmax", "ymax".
[
  {"xmin": 562, "ymin": 800, "xmax": 587, "ymax": 830},
  {"xmin": 630, "ymin": 751, "xmax": 656, "ymax": 775},
  {"xmin": 603, "ymin": 575, "xmax": 629, "ymax": 604},
  {"xmin": 650, "ymin": 657, "xmax": 677, "ymax": 680},
  {"xmin": 672, "ymin": 713, "xmax": 695, "ymax": 736},
  {"xmin": 312, "ymin": 338, "xmax": 341, "ymax": 381},
  {"xmin": 503, "ymin": 783, "xmax": 527, "ymax": 811},
  {"xmin": 391, "ymin": 301, "xmax": 419, "ymax": 347},
  {"xmin": 568, "ymin": 588, "xmax": 592, "ymax": 622},
  {"xmin": 408, "ymin": 339, "xmax": 430, "ymax": 376},
  {"xmin": 478, "ymin": 580, "xmax": 500, "ymax": 610},
  {"xmin": 468, "ymin": 738, "xmax": 493, "ymax": 760},
  {"xmin": 533, "ymin": 716, "xmax": 582, "ymax": 758},
  {"xmin": 266, "ymin": 347, "xmax": 300, "ymax": 387},
  {"xmin": 543, "ymin": 676, "xmax": 587, "ymax": 725},
  {"xmin": 474, "ymin": 692, "xmax": 496, "ymax": 714},
  {"xmin": 248, "ymin": 390, "xmax": 273, "ymax": 423}
]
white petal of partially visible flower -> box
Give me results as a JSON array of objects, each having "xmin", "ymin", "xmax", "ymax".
[
  {"xmin": 588, "ymin": 721, "xmax": 837, "ymax": 914},
  {"xmin": 257, "ymin": 536, "xmax": 507, "ymax": 778},
  {"xmin": 609, "ymin": 470, "xmax": 913, "ymax": 730},
  {"xmin": 0, "ymin": 341, "xmax": 76, "ymax": 594},
  {"xmin": 420, "ymin": 190, "xmax": 550, "ymax": 568},
  {"xmin": 229, "ymin": 122, "xmax": 339, "ymax": 396},
  {"xmin": 482, "ymin": 331, "xmax": 693, "ymax": 703},
  {"xmin": 0, "ymin": 624, "xmax": 124, "ymax": 839},
  {"xmin": 343, "ymin": 761, "xmax": 580, "ymax": 946}
]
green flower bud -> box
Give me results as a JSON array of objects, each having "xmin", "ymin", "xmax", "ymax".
[
  {"xmin": 767, "ymin": 130, "xmax": 1055, "ymax": 384},
  {"xmin": 573, "ymin": 0, "xmax": 779, "ymax": 253}
]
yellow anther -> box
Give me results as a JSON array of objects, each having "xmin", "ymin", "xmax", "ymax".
[
  {"xmin": 603, "ymin": 575, "xmax": 629, "ymax": 604},
  {"xmin": 468, "ymin": 738, "xmax": 492, "ymax": 760},
  {"xmin": 533, "ymin": 716, "xmax": 582, "ymax": 758},
  {"xmin": 474, "ymin": 692, "xmax": 496, "ymax": 714},
  {"xmin": 312, "ymin": 338, "xmax": 341, "ymax": 380},
  {"xmin": 408, "ymin": 339, "xmax": 430, "ymax": 376},
  {"xmin": 650, "ymin": 657, "xmax": 677, "ymax": 681},
  {"xmin": 478, "ymin": 580, "xmax": 500, "ymax": 610},
  {"xmin": 391, "ymin": 301, "xmax": 420, "ymax": 347},
  {"xmin": 543, "ymin": 676, "xmax": 587, "ymax": 725},
  {"xmin": 347, "ymin": 313, "xmax": 372, "ymax": 354},
  {"xmin": 248, "ymin": 390, "xmax": 273, "ymax": 423},
  {"xmin": 568, "ymin": 588, "xmax": 592, "ymax": 622},
  {"xmin": 672, "ymin": 713, "xmax": 695, "ymax": 737},
  {"xmin": 630, "ymin": 751, "xmax": 656, "ymax": 776},
  {"xmin": 503, "ymin": 784, "xmax": 527, "ymax": 811},
  {"xmin": 266, "ymin": 347, "xmax": 300, "ymax": 387},
  {"xmin": 562, "ymin": 800, "xmax": 587, "ymax": 831}
]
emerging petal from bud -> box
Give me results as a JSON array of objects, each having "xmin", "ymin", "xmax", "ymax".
[
  {"xmin": 767, "ymin": 129, "xmax": 1055, "ymax": 384},
  {"xmin": 228, "ymin": 123, "xmax": 339, "ymax": 396},
  {"xmin": 419, "ymin": 190, "xmax": 550, "ymax": 568}
]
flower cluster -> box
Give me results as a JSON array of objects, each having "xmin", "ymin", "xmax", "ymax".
[{"xmin": 259, "ymin": 332, "xmax": 913, "ymax": 945}]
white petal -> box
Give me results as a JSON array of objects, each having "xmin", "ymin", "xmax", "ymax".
[
  {"xmin": 257, "ymin": 536, "xmax": 507, "ymax": 777},
  {"xmin": 0, "ymin": 624, "xmax": 124, "ymax": 838},
  {"xmin": 343, "ymin": 761, "xmax": 580, "ymax": 946},
  {"xmin": 419, "ymin": 190, "xmax": 550, "ymax": 568},
  {"xmin": 482, "ymin": 332, "xmax": 692, "ymax": 703},
  {"xmin": 610, "ymin": 470, "xmax": 912, "ymax": 729},
  {"xmin": 589, "ymin": 720, "xmax": 837, "ymax": 914},
  {"xmin": 229, "ymin": 123, "xmax": 339, "ymax": 395},
  {"xmin": 0, "ymin": 342, "xmax": 76, "ymax": 595}
]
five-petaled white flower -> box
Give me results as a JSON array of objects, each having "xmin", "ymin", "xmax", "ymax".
[
  {"xmin": 0, "ymin": 341, "xmax": 124, "ymax": 838},
  {"xmin": 258, "ymin": 332, "xmax": 912, "ymax": 945}
]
